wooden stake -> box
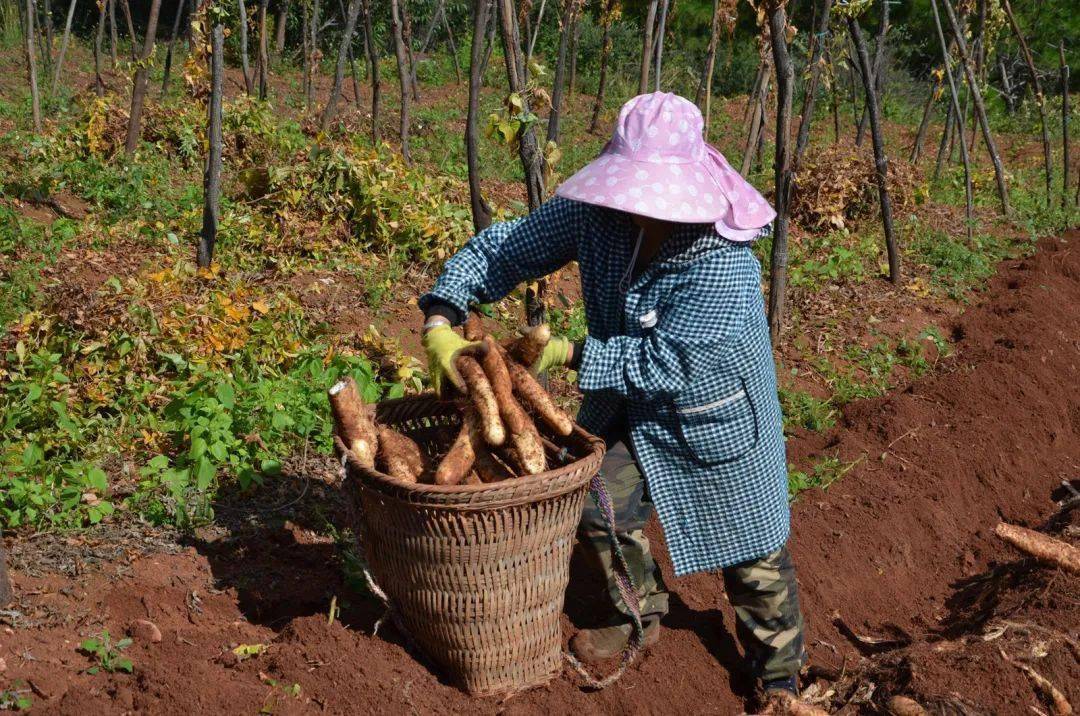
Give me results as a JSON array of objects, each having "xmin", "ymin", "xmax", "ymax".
[
  {"xmin": 390, "ymin": 0, "xmax": 412, "ymax": 162},
  {"xmin": 123, "ymin": 0, "xmax": 163, "ymax": 155},
  {"xmin": 793, "ymin": 0, "xmax": 833, "ymax": 170},
  {"xmin": 24, "ymin": 0, "xmax": 41, "ymax": 132},
  {"xmin": 238, "ymin": 0, "xmax": 255, "ymax": 94},
  {"xmin": 360, "ymin": 0, "xmax": 381, "ymax": 144},
  {"xmin": 320, "ymin": 0, "xmax": 362, "ymax": 130},
  {"xmin": 941, "ymin": 0, "xmax": 1011, "ymax": 217},
  {"xmin": 930, "ymin": 0, "xmax": 973, "ymax": 242},
  {"xmin": 161, "ymin": 0, "xmax": 187, "ymax": 95},
  {"xmin": 467, "ymin": 0, "xmax": 493, "ymax": 231},
  {"xmin": 638, "ymin": 0, "xmax": 657, "ymax": 94},
  {"xmin": 51, "ymin": 0, "xmax": 76, "ymax": 93},
  {"xmin": 1002, "ymin": 0, "xmax": 1052, "ymax": 205},
  {"xmin": 198, "ymin": 18, "xmax": 224, "ymax": 269},
  {"xmin": 1062, "ymin": 42, "xmax": 1071, "ymax": 211},
  {"xmin": 767, "ymin": 1, "xmax": 794, "ymax": 343},
  {"xmin": 847, "ymin": 15, "xmax": 899, "ymax": 283}
]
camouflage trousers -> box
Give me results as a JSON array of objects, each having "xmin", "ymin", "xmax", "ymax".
[{"xmin": 578, "ymin": 440, "xmax": 807, "ymax": 683}]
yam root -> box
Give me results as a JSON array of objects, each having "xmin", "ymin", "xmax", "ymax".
[
  {"xmin": 474, "ymin": 448, "xmax": 516, "ymax": 483},
  {"xmin": 507, "ymin": 323, "xmax": 551, "ymax": 367},
  {"xmin": 481, "ymin": 337, "xmax": 546, "ymax": 474},
  {"xmin": 463, "ymin": 311, "xmax": 485, "ymax": 341},
  {"xmin": 1002, "ymin": 650, "xmax": 1073, "ymax": 716},
  {"xmin": 435, "ymin": 409, "xmax": 479, "ymax": 486},
  {"xmin": 886, "ymin": 695, "xmax": 929, "ymax": 716},
  {"xmin": 456, "ymin": 355, "xmax": 506, "ymax": 446},
  {"xmin": 502, "ymin": 349, "xmax": 574, "ymax": 437},
  {"xmin": 376, "ymin": 425, "xmax": 427, "ymax": 484},
  {"xmin": 994, "ymin": 522, "xmax": 1080, "ymax": 575},
  {"xmin": 328, "ymin": 378, "xmax": 378, "ymax": 468}
]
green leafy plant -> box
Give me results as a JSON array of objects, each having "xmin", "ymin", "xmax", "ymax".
[
  {"xmin": 0, "ymin": 682, "xmax": 32, "ymax": 711},
  {"xmin": 79, "ymin": 630, "xmax": 134, "ymax": 674}
]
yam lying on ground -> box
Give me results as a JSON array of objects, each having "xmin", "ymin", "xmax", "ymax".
[
  {"xmin": 376, "ymin": 425, "xmax": 427, "ymax": 484},
  {"xmin": 456, "ymin": 354, "xmax": 507, "ymax": 446},
  {"xmin": 994, "ymin": 522, "xmax": 1080, "ymax": 574},
  {"xmin": 328, "ymin": 377, "xmax": 378, "ymax": 468}
]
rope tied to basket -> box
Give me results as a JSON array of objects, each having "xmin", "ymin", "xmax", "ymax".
[{"xmin": 563, "ymin": 472, "xmax": 646, "ymax": 690}]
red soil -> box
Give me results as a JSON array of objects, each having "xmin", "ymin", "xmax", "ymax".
[{"xmin": 2, "ymin": 230, "xmax": 1078, "ymax": 714}]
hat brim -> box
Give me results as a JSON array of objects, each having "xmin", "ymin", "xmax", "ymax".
[{"xmin": 554, "ymin": 151, "xmax": 776, "ymax": 242}]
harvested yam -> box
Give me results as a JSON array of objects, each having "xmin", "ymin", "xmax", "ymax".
[
  {"xmin": 765, "ymin": 691, "xmax": 830, "ymax": 716},
  {"xmin": 328, "ymin": 377, "xmax": 378, "ymax": 468},
  {"xmin": 456, "ymin": 355, "xmax": 506, "ymax": 446},
  {"xmin": 376, "ymin": 425, "xmax": 427, "ymax": 484},
  {"xmin": 473, "ymin": 448, "xmax": 516, "ymax": 483},
  {"xmin": 507, "ymin": 323, "xmax": 551, "ymax": 367},
  {"xmin": 481, "ymin": 337, "xmax": 546, "ymax": 474},
  {"xmin": 502, "ymin": 349, "xmax": 574, "ymax": 437},
  {"xmin": 463, "ymin": 311, "xmax": 485, "ymax": 341},
  {"xmin": 1002, "ymin": 649, "xmax": 1073, "ymax": 716},
  {"xmin": 886, "ymin": 695, "xmax": 929, "ymax": 716},
  {"xmin": 994, "ymin": 522, "xmax": 1080, "ymax": 575},
  {"xmin": 462, "ymin": 470, "xmax": 483, "ymax": 485},
  {"xmin": 435, "ymin": 409, "xmax": 479, "ymax": 486}
]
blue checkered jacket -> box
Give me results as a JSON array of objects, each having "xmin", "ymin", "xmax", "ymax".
[{"xmin": 420, "ymin": 197, "xmax": 790, "ymax": 575}]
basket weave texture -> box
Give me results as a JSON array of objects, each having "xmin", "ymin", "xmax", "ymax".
[{"xmin": 342, "ymin": 394, "xmax": 606, "ymax": 695}]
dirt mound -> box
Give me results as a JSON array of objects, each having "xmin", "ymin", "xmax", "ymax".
[{"xmin": 2, "ymin": 231, "xmax": 1078, "ymax": 714}]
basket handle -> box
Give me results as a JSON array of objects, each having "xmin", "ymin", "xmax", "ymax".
[{"xmin": 563, "ymin": 473, "xmax": 646, "ymax": 690}]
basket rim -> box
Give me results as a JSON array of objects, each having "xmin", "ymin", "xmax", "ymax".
[{"xmin": 338, "ymin": 393, "xmax": 605, "ymax": 509}]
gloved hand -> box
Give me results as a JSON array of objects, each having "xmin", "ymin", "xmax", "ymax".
[
  {"xmin": 422, "ymin": 324, "xmax": 479, "ymax": 397},
  {"xmin": 532, "ymin": 335, "xmax": 573, "ymax": 375}
]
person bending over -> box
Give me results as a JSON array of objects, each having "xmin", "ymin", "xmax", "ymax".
[{"xmin": 419, "ymin": 92, "xmax": 806, "ymax": 704}]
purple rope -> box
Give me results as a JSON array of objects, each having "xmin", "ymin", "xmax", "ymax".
[{"xmin": 563, "ymin": 474, "xmax": 646, "ymax": 690}]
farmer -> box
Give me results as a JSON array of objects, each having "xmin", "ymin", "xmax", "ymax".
[{"xmin": 419, "ymin": 92, "xmax": 806, "ymax": 702}]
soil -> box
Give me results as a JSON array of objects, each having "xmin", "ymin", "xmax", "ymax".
[{"xmin": 3, "ymin": 231, "xmax": 1077, "ymax": 714}]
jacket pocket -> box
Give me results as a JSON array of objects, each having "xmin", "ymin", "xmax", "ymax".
[{"xmin": 675, "ymin": 383, "xmax": 758, "ymax": 465}]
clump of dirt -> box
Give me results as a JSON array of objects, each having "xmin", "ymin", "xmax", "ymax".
[
  {"xmin": 1, "ymin": 231, "xmax": 1077, "ymax": 714},
  {"xmin": 790, "ymin": 142, "xmax": 917, "ymax": 230}
]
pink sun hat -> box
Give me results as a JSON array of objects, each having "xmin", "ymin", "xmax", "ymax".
[{"xmin": 555, "ymin": 92, "xmax": 776, "ymax": 242}]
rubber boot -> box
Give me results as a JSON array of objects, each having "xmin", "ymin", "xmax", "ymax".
[{"xmin": 569, "ymin": 616, "xmax": 661, "ymax": 662}]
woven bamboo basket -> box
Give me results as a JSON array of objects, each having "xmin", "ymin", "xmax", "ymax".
[{"xmin": 340, "ymin": 393, "xmax": 606, "ymax": 696}]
